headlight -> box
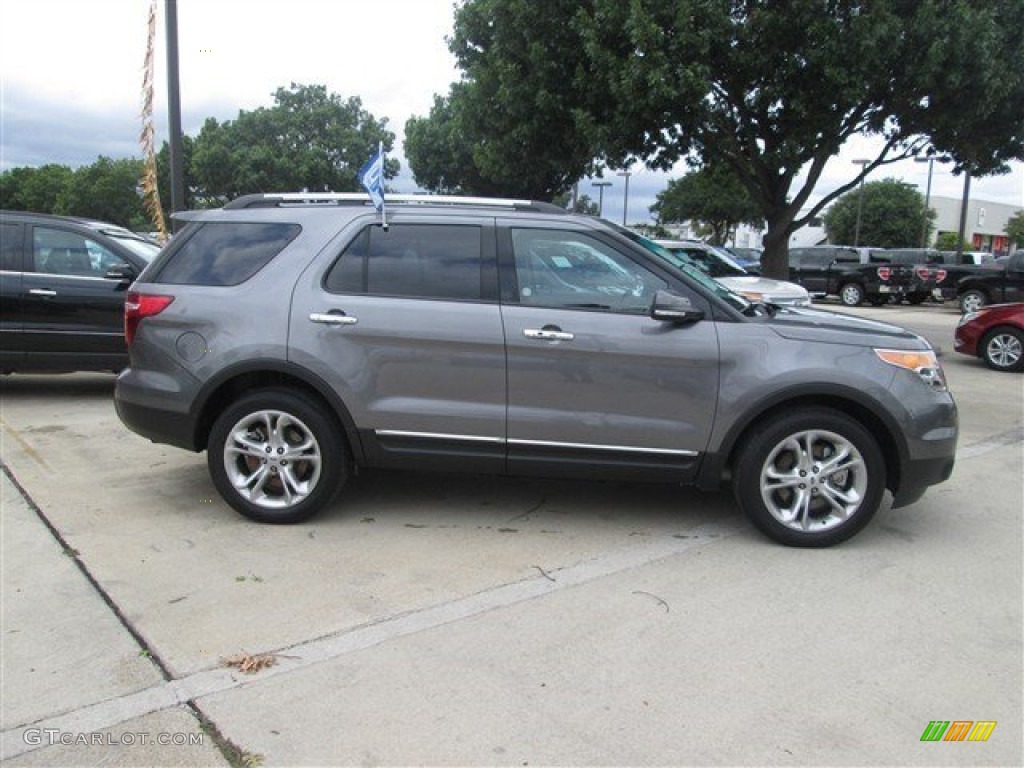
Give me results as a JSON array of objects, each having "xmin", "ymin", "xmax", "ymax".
[
  {"xmin": 958, "ymin": 311, "xmax": 980, "ymax": 326},
  {"xmin": 875, "ymin": 348, "xmax": 947, "ymax": 391}
]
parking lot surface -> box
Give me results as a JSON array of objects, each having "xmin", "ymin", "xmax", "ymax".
[{"xmin": 1, "ymin": 301, "xmax": 1021, "ymax": 766}]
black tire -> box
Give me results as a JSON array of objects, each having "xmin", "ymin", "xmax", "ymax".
[
  {"xmin": 732, "ymin": 408, "xmax": 886, "ymax": 547},
  {"xmin": 839, "ymin": 282, "xmax": 865, "ymax": 306},
  {"xmin": 980, "ymin": 326, "xmax": 1024, "ymax": 372},
  {"xmin": 907, "ymin": 294, "xmax": 928, "ymax": 305},
  {"xmin": 207, "ymin": 388, "xmax": 347, "ymax": 523},
  {"xmin": 959, "ymin": 289, "xmax": 987, "ymax": 314}
]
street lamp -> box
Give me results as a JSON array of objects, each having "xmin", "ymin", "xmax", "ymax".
[
  {"xmin": 592, "ymin": 181, "xmax": 612, "ymax": 217},
  {"xmin": 616, "ymin": 171, "xmax": 631, "ymax": 226},
  {"xmin": 851, "ymin": 158, "xmax": 870, "ymax": 247},
  {"xmin": 915, "ymin": 156, "xmax": 935, "ymax": 247}
]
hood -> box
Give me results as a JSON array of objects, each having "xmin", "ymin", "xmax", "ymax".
[
  {"xmin": 719, "ymin": 275, "xmax": 805, "ymax": 296},
  {"xmin": 766, "ymin": 306, "xmax": 927, "ymax": 349},
  {"xmin": 718, "ymin": 275, "xmax": 810, "ymax": 306}
]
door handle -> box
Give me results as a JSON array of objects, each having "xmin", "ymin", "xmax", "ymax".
[
  {"xmin": 28, "ymin": 289, "xmax": 57, "ymax": 297},
  {"xmin": 309, "ymin": 311, "xmax": 357, "ymax": 326},
  {"xmin": 524, "ymin": 328, "xmax": 574, "ymax": 341}
]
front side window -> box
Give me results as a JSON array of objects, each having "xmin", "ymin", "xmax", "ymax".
[
  {"xmin": 510, "ymin": 229, "xmax": 666, "ymax": 313},
  {"xmin": 325, "ymin": 224, "xmax": 483, "ymax": 301},
  {"xmin": 32, "ymin": 227, "xmax": 123, "ymax": 278}
]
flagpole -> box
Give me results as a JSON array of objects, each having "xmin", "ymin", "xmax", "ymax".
[{"xmin": 379, "ymin": 141, "xmax": 387, "ymax": 230}]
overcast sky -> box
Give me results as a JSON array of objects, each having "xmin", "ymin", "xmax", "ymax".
[{"xmin": 2, "ymin": 0, "xmax": 1021, "ymax": 225}]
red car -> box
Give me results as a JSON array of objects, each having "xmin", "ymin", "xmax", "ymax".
[{"xmin": 954, "ymin": 303, "xmax": 1024, "ymax": 372}]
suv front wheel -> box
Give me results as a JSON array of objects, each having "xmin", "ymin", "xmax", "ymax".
[
  {"xmin": 733, "ymin": 408, "xmax": 886, "ymax": 547},
  {"xmin": 208, "ymin": 389, "xmax": 347, "ymax": 523}
]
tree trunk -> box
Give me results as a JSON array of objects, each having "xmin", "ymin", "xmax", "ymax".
[{"xmin": 760, "ymin": 207, "xmax": 797, "ymax": 280}]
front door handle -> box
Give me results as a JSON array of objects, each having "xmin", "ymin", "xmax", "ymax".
[
  {"xmin": 309, "ymin": 311, "xmax": 357, "ymax": 326},
  {"xmin": 28, "ymin": 288, "xmax": 58, "ymax": 297},
  {"xmin": 524, "ymin": 327, "xmax": 574, "ymax": 341}
]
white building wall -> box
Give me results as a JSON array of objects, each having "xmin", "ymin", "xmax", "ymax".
[{"xmin": 927, "ymin": 196, "xmax": 1020, "ymax": 255}]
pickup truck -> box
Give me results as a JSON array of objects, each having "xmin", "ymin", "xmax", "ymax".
[
  {"xmin": 788, "ymin": 246, "xmax": 919, "ymax": 306},
  {"xmin": 953, "ymin": 250, "xmax": 1024, "ymax": 312}
]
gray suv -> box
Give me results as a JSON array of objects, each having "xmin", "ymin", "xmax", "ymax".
[{"xmin": 114, "ymin": 194, "xmax": 957, "ymax": 546}]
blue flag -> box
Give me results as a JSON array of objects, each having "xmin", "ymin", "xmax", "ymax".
[{"xmin": 359, "ymin": 143, "xmax": 385, "ymax": 211}]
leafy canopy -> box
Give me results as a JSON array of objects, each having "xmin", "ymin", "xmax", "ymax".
[
  {"xmin": 405, "ymin": 0, "xmax": 597, "ymax": 199},
  {"xmin": 822, "ymin": 178, "xmax": 935, "ymax": 248},
  {"xmin": 1006, "ymin": 211, "xmax": 1024, "ymax": 249},
  {"xmin": 408, "ymin": 0, "xmax": 1024, "ymax": 278},
  {"xmin": 189, "ymin": 83, "xmax": 398, "ymax": 201},
  {"xmin": 651, "ymin": 166, "xmax": 762, "ymax": 245}
]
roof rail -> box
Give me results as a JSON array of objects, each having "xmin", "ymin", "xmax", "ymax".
[{"xmin": 223, "ymin": 192, "xmax": 567, "ymax": 214}]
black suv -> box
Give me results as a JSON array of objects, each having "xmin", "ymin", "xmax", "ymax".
[{"xmin": 1, "ymin": 210, "xmax": 160, "ymax": 373}]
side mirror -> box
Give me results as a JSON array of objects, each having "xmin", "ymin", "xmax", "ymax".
[
  {"xmin": 104, "ymin": 263, "xmax": 137, "ymax": 282},
  {"xmin": 650, "ymin": 290, "xmax": 705, "ymax": 324}
]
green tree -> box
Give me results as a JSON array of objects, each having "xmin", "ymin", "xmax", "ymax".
[
  {"xmin": 935, "ymin": 232, "xmax": 973, "ymax": 252},
  {"xmin": 0, "ymin": 164, "xmax": 74, "ymax": 212},
  {"xmin": 651, "ymin": 166, "xmax": 762, "ymax": 245},
  {"xmin": 431, "ymin": 0, "xmax": 1024, "ymax": 277},
  {"xmin": 156, "ymin": 134, "xmax": 197, "ymax": 219},
  {"xmin": 54, "ymin": 157, "xmax": 147, "ymax": 229},
  {"xmin": 823, "ymin": 178, "xmax": 935, "ymax": 248},
  {"xmin": 1006, "ymin": 210, "xmax": 1024, "ymax": 250},
  {"xmin": 406, "ymin": 0, "xmax": 598, "ymax": 199},
  {"xmin": 190, "ymin": 83, "xmax": 398, "ymax": 200},
  {"xmin": 404, "ymin": 89, "xmax": 506, "ymax": 196},
  {"xmin": 552, "ymin": 191, "xmax": 600, "ymax": 215}
]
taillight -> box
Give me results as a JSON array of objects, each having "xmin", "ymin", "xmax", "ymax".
[
  {"xmin": 124, "ymin": 290, "xmax": 174, "ymax": 346},
  {"xmin": 876, "ymin": 267, "xmax": 891, "ymax": 280},
  {"xmin": 915, "ymin": 266, "xmax": 931, "ymax": 280},
  {"xmin": 935, "ymin": 269, "xmax": 948, "ymax": 283}
]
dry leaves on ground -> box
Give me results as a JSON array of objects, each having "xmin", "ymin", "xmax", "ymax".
[{"xmin": 221, "ymin": 650, "xmax": 278, "ymax": 674}]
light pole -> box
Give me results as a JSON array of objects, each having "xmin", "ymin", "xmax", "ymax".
[
  {"xmin": 915, "ymin": 156, "xmax": 935, "ymax": 247},
  {"xmin": 956, "ymin": 167, "xmax": 972, "ymax": 261},
  {"xmin": 852, "ymin": 158, "xmax": 870, "ymax": 247},
  {"xmin": 616, "ymin": 171, "xmax": 631, "ymax": 226},
  {"xmin": 592, "ymin": 181, "xmax": 612, "ymax": 217}
]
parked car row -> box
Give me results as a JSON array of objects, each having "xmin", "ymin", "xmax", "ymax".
[{"xmin": 747, "ymin": 244, "xmax": 1021, "ymax": 311}]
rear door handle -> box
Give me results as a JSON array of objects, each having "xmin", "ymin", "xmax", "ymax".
[
  {"xmin": 524, "ymin": 328, "xmax": 574, "ymax": 341},
  {"xmin": 309, "ymin": 311, "xmax": 357, "ymax": 326},
  {"xmin": 28, "ymin": 289, "xmax": 57, "ymax": 297}
]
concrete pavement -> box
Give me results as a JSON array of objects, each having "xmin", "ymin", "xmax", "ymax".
[{"xmin": 1, "ymin": 303, "xmax": 1021, "ymax": 766}]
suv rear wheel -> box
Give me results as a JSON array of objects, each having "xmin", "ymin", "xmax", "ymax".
[
  {"xmin": 839, "ymin": 282, "xmax": 865, "ymax": 306},
  {"xmin": 208, "ymin": 389, "xmax": 347, "ymax": 523},
  {"xmin": 733, "ymin": 408, "xmax": 885, "ymax": 547}
]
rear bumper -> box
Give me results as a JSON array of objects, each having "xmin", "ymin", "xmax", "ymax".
[{"xmin": 114, "ymin": 368, "xmax": 201, "ymax": 451}]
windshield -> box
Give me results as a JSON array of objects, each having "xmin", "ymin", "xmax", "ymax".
[
  {"xmin": 604, "ymin": 223, "xmax": 751, "ymax": 311},
  {"xmin": 103, "ymin": 231, "xmax": 161, "ymax": 262}
]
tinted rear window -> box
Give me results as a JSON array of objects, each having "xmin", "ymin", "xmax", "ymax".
[
  {"xmin": 153, "ymin": 222, "xmax": 300, "ymax": 286},
  {"xmin": 325, "ymin": 224, "xmax": 483, "ymax": 301}
]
